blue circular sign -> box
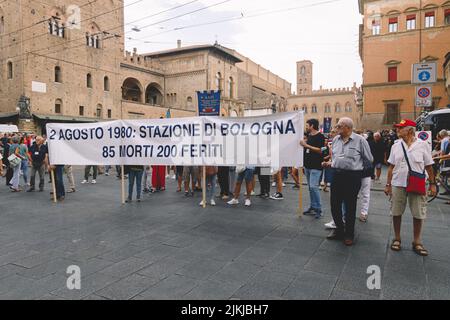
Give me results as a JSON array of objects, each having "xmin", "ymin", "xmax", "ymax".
[
  {"xmin": 418, "ymin": 87, "xmax": 430, "ymax": 98},
  {"xmin": 419, "ymin": 71, "xmax": 431, "ymax": 82},
  {"xmin": 418, "ymin": 132, "xmax": 429, "ymax": 141}
]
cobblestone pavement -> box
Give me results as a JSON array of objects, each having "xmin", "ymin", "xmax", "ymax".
[{"xmin": 0, "ymin": 168, "xmax": 449, "ymax": 300}]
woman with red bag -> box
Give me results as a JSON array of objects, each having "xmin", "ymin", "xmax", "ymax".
[{"xmin": 385, "ymin": 119, "xmax": 437, "ymax": 256}]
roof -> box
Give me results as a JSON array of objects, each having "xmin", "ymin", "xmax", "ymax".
[
  {"xmin": 0, "ymin": 111, "xmax": 19, "ymax": 119},
  {"xmin": 143, "ymin": 44, "xmax": 243, "ymax": 63},
  {"xmin": 33, "ymin": 114, "xmax": 102, "ymax": 123}
]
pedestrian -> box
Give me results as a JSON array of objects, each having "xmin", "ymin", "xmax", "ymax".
[
  {"xmin": 229, "ymin": 166, "xmax": 236, "ymax": 195},
  {"xmin": 322, "ymin": 117, "xmax": 373, "ymax": 246},
  {"xmin": 82, "ymin": 165, "xmax": 97, "ymax": 184},
  {"xmin": 370, "ymin": 132, "xmax": 387, "ymax": 182},
  {"xmin": 217, "ymin": 166, "xmax": 230, "ymax": 200},
  {"xmin": 8, "ymin": 136, "xmax": 23, "ymax": 192},
  {"xmin": 65, "ymin": 165, "xmax": 76, "ymax": 193},
  {"xmin": 438, "ymin": 129, "xmax": 449, "ymax": 158},
  {"xmin": 227, "ymin": 166, "xmax": 255, "ymax": 207},
  {"xmin": 175, "ymin": 166, "xmax": 183, "ymax": 192},
  {"xmin": 143, "ymin": 165, "xmax": 151, "ymax": 193},
  {"xmin": 151, "ymin": 165, "xmax": 166, "ymax": 192},
  {"xmin": 183, "ymin": 166, "xmax": 199, "ymax": 197},
  {"xmin": 200, "ymin": 166, "xmax": 218, "ymax": 206},
  {"xmin": 2, "ymin": 136, "xmax": 13, "ymax": 186},
  {"xmin": 384, "ymin": 119, "xmax": 436, "ymax": 256},
  {"xmin": 50, "ymin": 164, "xmax": 65, "ymax": 201},
  {"xmin": 270, "ymin": 168, "xmax": 284, "ymax": 200},
  {"xmin": 300, "ymin": 119, "xmax": 325, "ymax": 218},
  {"xmin": 256, "ymin": 167, "xmax": 271, "ymax": 199},
  {"xmin": 28, "ymin": 136, "xmax": 48, "ymax": 192},
  {"xmin": 359, "ymin": 132, "xmax": 375, "ymax": 223},
  {"xmin": 18, "ymin": 136, "xmax": 31, "ymax": 187},
  {"xmin": 125, "ymin": 165, "xmax": 144, "ymax": 202}
]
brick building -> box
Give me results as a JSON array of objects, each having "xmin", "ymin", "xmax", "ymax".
[
  {"xmin": 358, "ymin": 0, "xmax": 450, "ymax": 130},
  {"xmin": 0, "ymin": 1, "xmax": 291, "ymax": 133},
  {"xmin": 287, "ymin": 60, "xmax": 363, "ymax": 130}
]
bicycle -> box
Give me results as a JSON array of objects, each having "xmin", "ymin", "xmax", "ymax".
[{"xmin": 427, "ymin": 164, "xmax": 450, "ymax": 203}]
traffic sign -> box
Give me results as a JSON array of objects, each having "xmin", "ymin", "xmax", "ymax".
[
  {"xmin": 412, "ymin": 62, "xmax": 436, "ymax": 84},
  {"xmin": 416, "ymin": 131, "xmax": 432, "ymax": 152},
  {"xmin": 415, "ymin": 86, "xmax": 432, "ymax": 107}
]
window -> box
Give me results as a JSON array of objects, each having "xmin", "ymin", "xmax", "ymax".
[
  {"xmin": 445, "ymin": 9, "xmax": 450, "ymax": 25},
  {"xmin": 48, "ymin": 18, "xmax": 64, "ymax": 38},
  {"xmin": 325, "ymin": 104, "xmax": 331, "ymax": 113},
  {"xmin": 0, "ymin": 16, "xmax": 4, "ymax": 34},
  {"xmin": 425, "ymin": 12, "xmax": 435, "ymax": 28},
  {"xmin": 86, "ymin": 34, "xmax": 100, "ymax": 48},
  {"xmin": 311, "ymin": 104, "xmax": 317, "ymax": 113},
  {"xmin": 302, "ymin": 105, "xmax": 308, "ymax": 114},
  {"xmin": 7, "ymin": 61, "xmax": 13, "ymax": 79},
  {"xmin": 54, "ymin": 66, "xmax": 62, "ymax": 83},
  {"xmin": 386, "ymin": 103, "xmax": 399, "ymax": 124},
  {"xmin": 96, "ymin": 104, "xmax": 102, "ymax": 118},
  {"xmin": 104, "ymin": 76, "xmax": 110, "ymax": 91},
  {"xmin": 186, "ymin": 96, "xmax": 193, "ymax": 108},
  {"xmin": 388, "ymin": 17, "xmax": 398, "ymax": 33},
  {"xmin": 79, "ymin": 106, "xmax": 84, "ymax": 116},
  {"xmin": 388, "ymin": 66, "xmax": 397, "ymax": 82},
  {"xmin": 335, "ymin": 103, "xmax": 341, "ymax": 113},
  {"xmin": 228, "ymin": 77, "xmax": 234, "ymax": 98},
  {"xmin": 406, "ymin": 14, "xmax": 416, "ymax": 30},
  {"xmin": 55, "ymin": 99, "xmax": 62, "ymax": 114},
  {"xmin": 372, "ymin": 20, "xmax": 380, "ymax": 35},
  {"xmin": 345, "ymin": 102, "xmax": 352, "ymax": 112},
  {"xmin": 300, "ymin": 66, "xmax": 306, "ymax": 76},
  {"xmin": 299, "ymin": 89, "xmax": 302, "ymax": 95},
  {"xmin": 107, "ymin": 109, "xmax": 112, "ymax": 119},
  {"xmin": 87, "ymin": 73, "xmax": 92, "ymax": 88},
  {"xmin": 216, "ymin": 72, "xmax": 223, "ymax": 91}
]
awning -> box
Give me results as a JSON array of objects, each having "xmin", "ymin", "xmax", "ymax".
[
  {"xmin": 0, "ymin": 111, "xmax": 19, "ymax": 122},
  {"xmin": 0, "ymin": 124, "xmax": 19, "ymax": 133},
  {"xmin": 33, "ymin": 113, "xmax": 102, "ymax": 123}
]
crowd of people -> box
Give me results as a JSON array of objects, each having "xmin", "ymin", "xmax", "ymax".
[{"xmin": 1, "ymin": 117, "xmax": 449, "ymax": 256}]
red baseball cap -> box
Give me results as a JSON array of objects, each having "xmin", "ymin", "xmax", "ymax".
[{"xmin": 394, "ymin": 119, "xmax": 417, "ymax": 128}]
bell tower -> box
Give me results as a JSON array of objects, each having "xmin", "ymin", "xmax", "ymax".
[{"xmin": 296, "ymin": 60, "xmax": 313, "ymax": 96}]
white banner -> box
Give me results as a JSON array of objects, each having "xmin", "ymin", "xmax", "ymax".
[{"xmin": 46, "ymin": 112, "xmax": 304, "ymax": 167}]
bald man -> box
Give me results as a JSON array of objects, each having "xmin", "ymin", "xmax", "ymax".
[
  {"xmin": 28, "ymin": 136, "xmax": 48, "ymax": 192},
  {"xmin": 370, "ymin": 132, "xmax": 387, "ymax": 182}
]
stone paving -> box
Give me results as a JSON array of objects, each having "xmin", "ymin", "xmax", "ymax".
[{"xmin": 0, "ymin": 168, "xmax": 449, "ymax": 300}]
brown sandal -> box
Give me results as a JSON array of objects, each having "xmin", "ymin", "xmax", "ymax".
[
  {"xmin": 390, "ymin": 240, "xmax": 401, "ymax": 251},
  {"xmin": 412, "ymin": 243, "xmax": 428, "ymax": 256}
]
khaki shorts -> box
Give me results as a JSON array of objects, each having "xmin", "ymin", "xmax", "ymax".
[{"xmin": 390, "ymin": 186, "xmax": 427, "ymax": 220}]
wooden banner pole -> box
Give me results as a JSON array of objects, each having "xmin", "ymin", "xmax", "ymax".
[
  {"xmin": 121, "ymin": 165, "xmax": 125, "ymax": 204},
  {"xmin": 297, "ymin": 167, "xmax": 304, "ymax": 217},
  {"xmin": 202, "ymin": 166, "xmax": 206, "ymax": 208},
  {"xmin": 51, "ymin": 169, "xmax": 57, "ymax": 203}
]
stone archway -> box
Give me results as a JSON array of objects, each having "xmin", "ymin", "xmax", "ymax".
[
  {"xmin": 122, "ymin": 78, "xmax": 143, "ymax": 103},
  {"xmin": 145, "ymin": 83, "xmax": 163, "ymax": 106}
]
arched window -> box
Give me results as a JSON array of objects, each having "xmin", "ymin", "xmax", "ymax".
[
  {"xmin": 96, "ymin": 104, "xmax": 102, "ymax": 118},
  {"xmin": 55, "ymin": 66, "xmax": 62, "ymax": 83},
  {"xmin": 122, "ymin": 78, "xmax": 143, "ymax": 102},
  {"xmin": 186, "ymin": 96, "xmax": 193, "ymax": 109},
  {"xmin": 55, "ymin": 99, "xmax": 62, "ymax": 114},
  {"xmin": 228, "ymin": 77, "xmax": 234, "ymax": 98},
  {"xmin": 345, "ymin": 102, "xmax": 352, "ymax": 112},
  {"xmin": 0, "ymin": 15, "xmax": 5, "ymax": 34},
  {"xmin": 311, "ymin": 104, "xmax": 318, "ymax": 113},
  {"xmin": 216, "ymin": 72, "xmax": 223, "ymax": 91},
  {"xmin": 300, "ymin": 66, "xmax": 306, "ymax": 76},
  {"xmin": 48, "ymin": 17, "xmax": 64, "ymax": 38},
  {"xmin": 86, "ymin": 22, "xmax": 101, "ymax": 48},
  {"xmin": 145, "ymin": 83, "xmax": 163, "ymax": 105},
  {"xmin": 7, "ymin": 61, "xmax": 13, "ymax": 79},
  {"xmin": 302, "ymin": 105, "xmax": 308, "ymax": 114},
  {"xmin": 104, "ymin": 76, "xmax": 110, "ymax": 91},
  {"xmin": 325, "ymin": 103, "xmax": 331, "ymax": 113},
  {"xmin": 335, "ymin": 103, "xmax": 341, "ymax": 113},
  {"xmin": 86, "ymin": 73, "xmax": 92, "ymax": 88}
]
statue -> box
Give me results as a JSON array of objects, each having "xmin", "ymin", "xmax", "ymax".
[{"xmin": 17, "ymin": 95, "xmax": 31, "ymax": 119}]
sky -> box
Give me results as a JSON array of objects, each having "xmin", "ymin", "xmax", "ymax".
[{"xmin": 124, "ymin": 0, "xmax": 363, "ymax": 94}]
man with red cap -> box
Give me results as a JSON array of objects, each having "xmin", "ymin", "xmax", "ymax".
[{"xmin": 385, "ymin": 119, "xmax": 437, "ymax": 256}]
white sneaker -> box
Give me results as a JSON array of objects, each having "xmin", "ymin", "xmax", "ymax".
[
  {"xmin": 172, "ymin": 175, "xmax": 176, "ymax": 180},
  {"xmin": 250, "ymin": 191, "xmax": 256, "ymax": 196},
  {"xmin": 199, "ymin": 200, "xmax": 205, "ymax": 206},
  {"xmin": 91, "ymin": 180, "xmax": 97, "ymax": 184},
  {"xmin": 324, "ymin": 221, "xmax": 336, "ymax": 229},
  {"xmin": 272, "ymin": 182, "xmax": 276, "ymax": 187},
  {"xmin": 211, "ymin": 199, "xmax": 216, "ymax": 206},
  {"xmin": 81, "ymin": 180, "xmax": 88, "ymax": 184},
  {"xmin": 245, "ymin": 199, "xmax": 251, "ymax": 207},
  {"xmin": 282, "ymin": 183, "xmax": 286, "ymax": 187},
  {"xmin": 227, "ymin": 198, "xmax": 239, "ymax": 205}
]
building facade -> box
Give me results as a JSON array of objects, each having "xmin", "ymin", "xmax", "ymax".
[
  {"xmin": 359, "ymin": 0, "xmax": 450, "ymax": 130},
  {"xmin": 0, "ymin": 1, "xmax": 291, "ymax": 133},
  {"xmin": 287, "ymin": 60, "xmax": 363, "ymax": 130}
]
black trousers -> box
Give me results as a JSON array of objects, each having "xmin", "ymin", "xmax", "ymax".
[
  {"xmin": 331, "ymin": 170, "xmax": 362, "ymax": 240},
  {"xmin": 6, "ymin": 166, "xmax": 13, "ymax": 185},
  {"xmin": 218, "ymin": 166, "xmax": 230, "ymax": 196}
]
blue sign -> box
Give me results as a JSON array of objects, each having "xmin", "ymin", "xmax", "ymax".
[
  {"xmin": 419, "ymin": 71, "xmax": 431, "ymax": 82},
  {"xmin": 197, "ymin": 90, "xmax": 221, "ymax": 116},
  {"xmin": 323, "ymin": 117, "xmax": 332, "ymax": 134}
]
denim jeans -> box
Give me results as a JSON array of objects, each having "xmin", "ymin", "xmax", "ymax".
[
  {"xmin": 206, "ymin": 174, "xmax": 217, "ymax": 202},
  {"xmin": 324, "ymin": 168, "xmax": 335, "ymax": 185},
  {"xmin": 21, "ymin": 159, "xmax": 29, "ymax": 184},
  {"xmin": 304, "ymin": 168, "xmax": 322, "ymax": 212},
  {"xmin": 128, "ymin": 170, "xmax": 143, "ymax": 200}
]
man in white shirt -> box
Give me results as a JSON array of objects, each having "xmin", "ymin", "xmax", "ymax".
[{"xmin": 384, "ymin": 119, "xmax": 436, "ymax": 257}]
